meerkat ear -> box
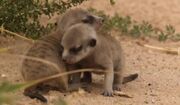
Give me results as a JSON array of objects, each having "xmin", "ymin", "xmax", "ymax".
[
  {"xmin": 82, "ymin": 15, "xmax": 95, "ymax": 24},
  {"xmin": 89, "ymin": 38, "xmax": 96, "ymax": 47}
]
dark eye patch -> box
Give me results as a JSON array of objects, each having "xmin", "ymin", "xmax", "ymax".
[
  {"xmin": 60, "ymin": 45, "xmax": 64, "ymax": 51},
  {"xmin": 69, "ymin": 45, "xmax": 82, "ymax": 54},
  {"xmin": 89, "ymin": 39, "xmax": 96, "ymax": 47},
  {"xmin": 82, "ymin": 15, "xmax": 95, "ymax": 24}
]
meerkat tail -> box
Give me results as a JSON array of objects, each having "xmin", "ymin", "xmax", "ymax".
[
  {"xmin": 122, "ymin": 73, "xmax": 138, "ymax": 84},
  {"xmin": 24, "ymin": 91, "xmax": 47, "ymax": 103}
]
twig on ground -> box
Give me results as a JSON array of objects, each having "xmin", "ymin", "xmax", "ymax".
[
  {"xmin": 0, "ymin": 47, "xmax": 10, "ymax": 53},
  {"xmin": 2, "ymin": 53, "xmax": 103, "ymax": 89},
  {"xmin": 136, "ymin": 41, "xmax": 180, "ymax": 55},
  {"xmin": 0, "ymin": 27, "xmax": 34, "ymax": 43},
  {"xmin": 114, "ymin": 91, "xmax": 133, "ymax": 98}
]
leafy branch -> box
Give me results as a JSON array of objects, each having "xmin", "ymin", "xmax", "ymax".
[{"xmin": 0, "ymin": 0, "xmax": 88, "ymax": 39}]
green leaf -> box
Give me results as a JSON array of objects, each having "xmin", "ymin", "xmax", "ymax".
[
  {"xmin": 55, "ymin": 98, "xmax": 67, "ymax": 105},
  {"xmin": 0, "ymin": 82, "xmax": 26, "ymax": 93},
  {"xmin": 165, "ymin": 25, "xmax": 175, "ymax": 35},
  {"xmin": 0, "ymin": 94, "xmax": 15, "ymax": 105},
  {"xmin": 158, "ymin": 32, "xmax": 168, "ymax": 41},
  {"xmin": 129, "ymin": 25, "xmax": 141, "ymax": 37}
]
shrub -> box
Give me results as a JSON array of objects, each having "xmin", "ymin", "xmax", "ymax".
[
  {"xmin": 0, "ymin": 0, "xmax": 87, "ymax": 39},
  {"xmin": 89, "ymin": 8, "xmax": 180, "ymax": 41}
]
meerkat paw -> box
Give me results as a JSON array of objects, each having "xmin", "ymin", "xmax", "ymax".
[
  {"xmin": 102, "ymin": 89, "xmax": 114, "ymax": 96},
  {"xmin": 80, "ymin": 82, "xmax": 91, "ymax": 93},
  {"xmin": 113, "ymin": 84, "xmax": 121, "ymax": 91},
  {"xmin": 68, "ymin": 83, "xmax": 81, "ymax": 91}
]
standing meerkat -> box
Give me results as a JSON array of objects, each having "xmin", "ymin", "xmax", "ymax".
[
  {"xmin": 21, "ymin": 8, "xmax": 104, "ymax": 102},
  {"xmin": 61, "ymin": 23, "xmax": 138, "ymax": 96}
]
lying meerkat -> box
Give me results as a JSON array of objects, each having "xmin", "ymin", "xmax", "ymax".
[
  {"xmin": 21, "ymin": 8, "xmax": 104, "ymax": 102},
  {"xmin": 61, "ymin": 23, "xmax": 138, "ymax": 96}
]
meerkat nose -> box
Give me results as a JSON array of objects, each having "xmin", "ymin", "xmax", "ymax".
[{"xmin": 62, "ymin": 58, "xmax": 66, "ymax": 62}]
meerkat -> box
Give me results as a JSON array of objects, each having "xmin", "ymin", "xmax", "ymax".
[
  {"xmin": 58, "ymin": 8, "xmax": 137, "ymax": 85},
  {"xmin": 21, "ymin": 8, "xmax": 104, "ymax": 102},
  {"xmin": 56, "ymin": 8, "xmax": 103, "ymax": 84},
  {"xmin": 61, "ymin": 23, "xmax": 138, "ymax": 96},
  {"xmin": 56, "ymin": 8, "xmax": 103, "ymax": 34}
]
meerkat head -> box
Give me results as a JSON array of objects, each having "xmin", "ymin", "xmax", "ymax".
[
  {"xmin": 56, "ymin": 8, "xmax": 104, "ymax": 34},
  {"xmin": 61, "ymin": 23, "xmax": 97, "ymax": 64}
]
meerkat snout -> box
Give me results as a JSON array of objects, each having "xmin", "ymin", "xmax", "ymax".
[
  {"xmin": 62, "ymin": 38, "xmax": 96, "ymax": 64},
  {"xmin": 62, "ymin": 49, "xmax": 78, "ymax": 64}
]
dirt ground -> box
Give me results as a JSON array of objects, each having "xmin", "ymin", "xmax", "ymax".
[{"xmin": 0, "ymin": 0, "xmax": 180, "ymax": 105}]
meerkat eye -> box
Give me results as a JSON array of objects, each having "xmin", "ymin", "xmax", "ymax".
[
  {"xmin": 89, "ymin": 39, "xmax": 96, "ymax": 47},
  {"xmin": 82, "ymin": 15, "xmax": 95, "ymax": 24},
  {"xmin": 69, "ymin": 45, "xmax": 83, "ymax": 54}
]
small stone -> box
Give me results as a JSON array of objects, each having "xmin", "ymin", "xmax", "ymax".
[
  {"xmin": 148, "ymin": 83, "xmax": 152, "ymax": 86},
  {"xmin": 1, "ymin": 74, "xmax": 6, "ymax": 78},
  {"xmin": 144, "ymin": 100, "xmax": 148, "ymax": 104},
  {"xmin": 78, "ymin": 88, "xmax": 86, "ymax": 94},
  {"xmin": 151, "ymin": 99, "xmax": 155, "ymax": 103},
  {"xmin": 150, "ymin": 93, "xmax": 157, "ymax": 96}
]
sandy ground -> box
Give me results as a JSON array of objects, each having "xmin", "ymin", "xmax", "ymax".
[{"xmin": 0, "ymin": 0, "xmax": 180, "ymax": 105}]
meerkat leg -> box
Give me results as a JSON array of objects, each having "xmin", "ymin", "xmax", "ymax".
[
  {"xmin": 71, "ymin": 72, "xmax": 81, "ymax": 84},
  {"xmin": 113, "ymin": 60, "xmax": 124, "ymax": 91},
  {"xmin": 61, "ymin": 75, "xmax": 69, "ymax": 91},
  {"xmin": 66, "ymin": 65, "xmax": 82, "ymax": 91},
  {"xmin": 113, "ymin": 71, "xmax": 123, "ymax": 91},
  {"xmin": 80, "ymin": 72, "xmax": 92, "ymax": 92},
  {"xmin": 102, "ymin": 67, "xmax": 114, "ymax": 96},
  {"xmin": 68, "ymin": 72, "xmax": 81, "ymax": 91},
  {"xmin": 82, "ymin": 72, "xmax": 92, "ymax": 83}
]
